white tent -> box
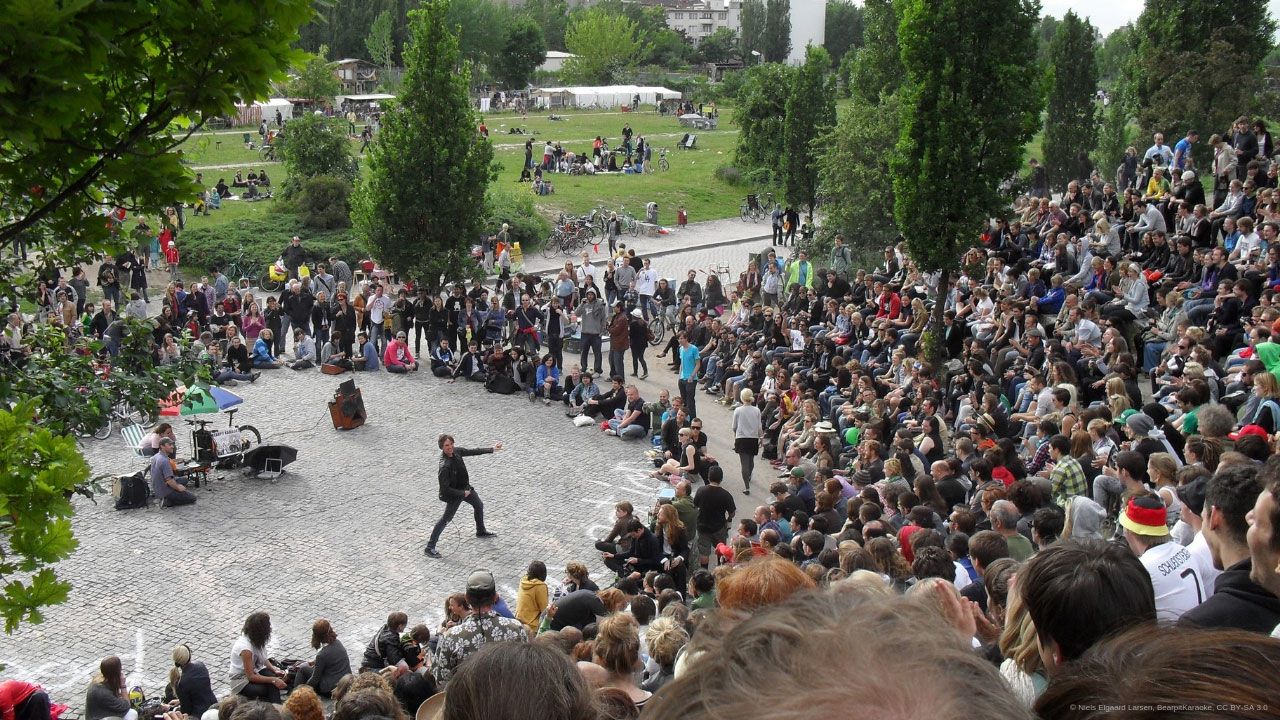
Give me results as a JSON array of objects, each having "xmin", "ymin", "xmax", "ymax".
[
  {"xmin": 233, "ymin": 98, "xmax": 293, "ymax": 126},
  {"xmin": 532, "ymin": 85, "xmax": 681, "ymax": 109}
]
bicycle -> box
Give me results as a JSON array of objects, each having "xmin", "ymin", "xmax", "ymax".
[
  {"xmin": 84, "ymin": 400, "xmax": 153, "ymax": 441},
  {"xmin": 647, "ymin": 304, "xmax": 679, "ymax": 347},
  {"xmin": 224, "ymin": 251, "xmax": 256, "ymax": 290},
  {"xmin": 740, "ymin": 194, "xmax": 764, "ymax": 222},
  {"xmin": 185, "ymin": 407, "xmax": 261, "ymax": 466},
  {"xmin": 656, "ymin": 148, "xmax": 670, "ymax": 172},
  {"xmin": 618, "ymin": 207, "xmax": 640, "ymax": 236}
]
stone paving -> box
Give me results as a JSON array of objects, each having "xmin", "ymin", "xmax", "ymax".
[{"xmin": 0, "ymin": 234, "xmax": 789, "ymax": 707}]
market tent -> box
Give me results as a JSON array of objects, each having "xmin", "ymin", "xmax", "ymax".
[
  {"xmin": 532, "ymin": 85, "xmax": 681, "ymax": 109},
  {"xmin": 233, "ymin": 98, "xmax": 294, "ymax": 127}
]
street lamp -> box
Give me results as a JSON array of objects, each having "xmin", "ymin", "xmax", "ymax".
[{"xmin": 750, "ymin": 49, "xmax": 761, "ymax": 66}]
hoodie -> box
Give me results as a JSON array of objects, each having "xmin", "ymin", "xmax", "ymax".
[
  {"xmin": 1178, "ymin": 558, "xmax": 1280, "ymax": 633},
  {"xmin": 1067, "ymin": 496, "xmax": 1106, "ymax": 540},
  {"xmin": 515, "ymin": 576, "xmax": 548, "ymax": 632},
  {"xmin": 125, "ymin": 298, "xmax": 148, "ymax": 320}
]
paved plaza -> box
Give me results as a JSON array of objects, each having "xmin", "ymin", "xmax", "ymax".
[{"xmin": 0, "ymin": 233, "xmax": 785, "ymax": 706}]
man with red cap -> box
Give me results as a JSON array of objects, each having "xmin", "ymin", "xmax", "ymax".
[{"xmin": 1122, "ymin": 494, "xmax": 1205, "ymax": 621}]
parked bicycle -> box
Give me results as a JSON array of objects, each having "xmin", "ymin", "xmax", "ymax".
[
  {"xmin": 83, "ymin": 400, "xmax": 152, "ymax": 441},
  {"xmin": 618, "ymin": 207, "xmax": 640, "ymax": 236},
  {"xmin": 223, "ymin": 250, "xmax": 256, "ymax": 290},
  {"xmin": 185, "ymin": 407, "xmax": 261, "ymax": 467},
  {"xmin": 740, "ymin": 194, "xmax": 764, "ymax": 222},
  {"xmin": 656, "ymin": 147, "xmax": 670, "ymax": 172}
]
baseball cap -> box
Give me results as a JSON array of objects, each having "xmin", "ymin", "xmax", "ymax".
[
  {"xmin": 466, "ymin": 569, "xmax": 496, "ymax": 593},
  {"xmin": 1118, "ymin": 496, "xmax": 1170, "ymax": 537},
  {"xmin": 1114, "ymin": 408, "xmax": 1137, "ymax": 425},
  {"xmin": 1228, "ymin": 424, "xmax": 1268, "ymax": 441},
  {"xmin": 1175, "ymin": 477, "xmax": 1208, "ymax": 517},
  {"xmin": 790, "ymin": 467, "xmax": 806, "ymax": 479}
]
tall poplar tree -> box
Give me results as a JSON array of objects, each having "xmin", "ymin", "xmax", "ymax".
[
  {"xmin": 891, "ymin": 0, "xmax": 1043, "ymax": 351},
  {"xmin": 763, "ymin": 0, "xmax": 792, "ymax": 63},
  {"xmin": 783, "ymin": 46, "xmax": 836, "ymax": 218},
  {"xmin": 353, "ymin": 0, "xmax": 495, "ymax": 287},
  {"xmin": 1042, "ymin": 11, "xmax": 1098, "ymax": 191}
]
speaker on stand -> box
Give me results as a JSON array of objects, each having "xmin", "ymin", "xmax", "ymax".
[{"xmin": 329, "ymin": 378, "xmax": 366, "ymax": 430}]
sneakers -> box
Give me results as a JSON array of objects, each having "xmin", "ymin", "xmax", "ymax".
[
  {"xmin": 424, "ymin": 547, "xmax": 442, "ymax": 558},
  {"xmin": 543, "ymin": 397, "xmax": 552, "ymax": 406},
  {"xmin": 529, "ymin": 393, "xmax": 537, "ymax": 402},
  {"xmin": 476, "ymin": 531, "xmax": 497, "ymax": 538},
  {"xmin": 250, "ymin": 372, "xmax": 261, "ymax": 383},
  {"xmin": 604, "ymin": 428, "xmax": 617, "ymax": 436}
]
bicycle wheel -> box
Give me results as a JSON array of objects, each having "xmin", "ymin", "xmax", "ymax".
[
  {"xmin": 648, "ymin": 317, "xmax": 665, "ymax": 347},
  {"xmin": 259, "ymin": 273, "xmax": 282, "ymax": 293},
  {"xmin": 659, "ymin": 158, "xmax": 670, "ymax": 171},
  {"xmin": 92, "ymin": 418, "xmax": 114, "ymax": 441},
  {"xmin": 542, "ymin": 235, "xmax": 561, "ymax": 259},
  {"xmin": 239, "ymin": 424, "xmax": 262, "ymax": 449},
  {"xmin": 740, "ymin": 205, "xmax": 751, "ymax": 222},
  {"xmin": 124, "ymin": 403, "xmax": 150, "ymax": 427}
]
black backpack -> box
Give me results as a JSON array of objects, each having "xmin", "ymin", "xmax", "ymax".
[
  {"xmin": 486, "ymin": 374, "xmax": 517, "ymax": 395},
  {"xmin": 114, "ymin": 472, "xmax": 149, "ymax": 510}
]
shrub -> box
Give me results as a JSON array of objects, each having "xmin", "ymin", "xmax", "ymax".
[
  {"xmin": 484, "ymin": 189, "xmax": 551, "ymax": 252},
  {"xmin": 291, "ymin": 175, "xmax": 353, "ymax": 230},
  {"xmin": 178, "ymin": 213, "xmax": 365, "ymax": 274},
  {"xmin": 714, "ymin": 164, "xmax": 746, "ymax": 186}
]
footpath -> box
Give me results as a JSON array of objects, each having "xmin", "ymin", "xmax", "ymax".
[{"xmin": 515, "ymin": 216, "xmax": 774, "ymax": 277}]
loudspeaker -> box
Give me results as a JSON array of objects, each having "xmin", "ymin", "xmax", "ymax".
[{"xmin": 329, "ymin": 382, "xmax": 366, "ymax": 430}]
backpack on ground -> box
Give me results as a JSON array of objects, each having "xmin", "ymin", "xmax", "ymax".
[{"xmin": 114, "ymin": 471, "xmax": 149, "ymax": 510}]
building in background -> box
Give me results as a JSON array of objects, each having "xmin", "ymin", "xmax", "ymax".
[
  {"xmin": 664, "ymin": 1, "xmax": 742, "ymax": 44},
  {"xmin": 539, "ymin": 51, "xmax": 577, "ymax": 74}
]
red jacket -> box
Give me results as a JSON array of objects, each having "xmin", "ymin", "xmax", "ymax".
[
  {"xmin": 383, "ymin": 339, "xmax": 415, "ymax": 368},
  {"xmin": 0, "ymin": 681, "xmax": 39, "ymax": 720}
]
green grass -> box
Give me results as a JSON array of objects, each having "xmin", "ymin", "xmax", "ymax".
[{"xmin": 178, "ymin": 108, "xmax": 749, "ymax": 232}]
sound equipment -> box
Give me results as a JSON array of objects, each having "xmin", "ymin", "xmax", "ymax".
[{"xmin": 329, "ymin": 379, "xmax": 366, "ymax": 430}]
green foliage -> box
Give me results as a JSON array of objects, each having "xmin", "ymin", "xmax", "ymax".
[
  {"xmin": 563, "ymin": 9, "xmax": 647, "ymax": 84},
  {"xmin": 1042, "ymin": 11, "xmax": 1099, "ymax": 191},
  {"xmin": 892, "ymin": 0, "xmax": 1043, "ymax": 347},
  {"xmin": 180, "ymin": 214, "xmax": 362, "ymax": 272},
  {"xmin": 1131, "ymin": 0, "xmax": 1276, "ymax": 168},
  {"xmin": 292, "ymin": 176, "xmax": 354, "ymax": 230},
  {"xmin": 697, "ymin": 28, "xmax": 740, "ymax": 64},
  {"xmin": 497, "ymin": 18, "xmax": 548, "ymax": 90},
  {"xmin": 446, "ymin": 0, "xmax": 513, "ymax": 70},
  {"xmin": 277, "ymin": 114, "xmax": 357, "ymax": 200},
  {"xmin": 1096, "ymin": 24, "xmax": 1134, "ymax": 84},
  {"xmin": 740, "ymin": 0, "xmax": 765, "ymax": 60},
  {"xmin": 288, "ymin": 45, "xmax": 342, "ymax": 103},
  {"xmin": 366, "ymin": 10, "xmax": 396, "ymax": 72},
  {"xmin": 714, "ymin": 165, "xmax": 747, "ymax": 186},
  {"xmin": 819, "ymin": 91, "xmax": 901, "ymax": 254},
  {"xmin": 299, "ymin": 0, "xmax": 395, "ymax": 63},
  {"xmin": 0, "ymin": 402, "xmax": 83, "ymax": 632},
  {"xmin": 1035, "ymin": 15, "xmax": 1059, "ymax": 67},
  {"xmin": 1095, "ymin": 87, "xmax": 1134, "ymax": 177},
  {"xmin": 522, "ymin": 0, "xmax": 570, "ymax": 51},
  {"xmin": 733, "ymin": 63, "xmax": 797, "ymax": 183},
  {"xmin": 847, "ymin": 0, "xmax": 901, "ymax": 103},
  {"xmin": 763, "ymin": 0, "xmax": 792, "ymax": 63},
  {"xmin": 783, "ymin": 47, "xmax": 836, "ymax": 217},
  {"xmin": 0, "ymin": 0, "xmax": 312, "ymax": 280},
  {"xmin": 354, "ymin": 1, "xmax": 495, "ymax": 288},
  {"xmin": 824, "ymin": 0, "xmax": 865, "ymax": 66},
  {"xmin": 484, "ymin": 190, "xmax": 551, "ymax": 252}
]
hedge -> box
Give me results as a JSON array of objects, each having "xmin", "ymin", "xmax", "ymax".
[{"xmin": 178, "ymin": 213, "xmax": 365, "ymax": 274}]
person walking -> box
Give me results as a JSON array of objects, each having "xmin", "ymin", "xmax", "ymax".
[
  {"xmin": 732, "ymin": 388, "xmax": 763, "ymax": 495},
  {"xmin": 425, "ymin": 434, "xmax": 502, "ymax": 559},
  {"xmin": 628, "ymin": 308, "xmax": 650, "ymax": 379}
]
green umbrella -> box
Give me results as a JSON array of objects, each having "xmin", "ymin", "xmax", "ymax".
[{"xmin": 180, "ymin": 385, "xmax": 220, "ymax": 416}]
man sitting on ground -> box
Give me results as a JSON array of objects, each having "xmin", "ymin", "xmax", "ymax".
[{"xmin": 151, "ymin": 437, "xmax": 195, "ymax": 508}]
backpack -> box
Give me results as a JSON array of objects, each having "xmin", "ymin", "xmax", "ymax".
[
  {"xmin": 114, "ymin": 471, "xmax": 149, "ymax": 510},
  {"xmin": 486, "ymin": 374, "xmax": 517, "ymax": 395}
]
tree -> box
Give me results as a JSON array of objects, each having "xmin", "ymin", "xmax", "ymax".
[
  {"xmin": 521, "ymin": 0, "xmax": 570, "ymax": 51},
  {"xmin": 740, "ymin": 0, "xmax": 766, "ymax": 61},
  {"xmin": 891, "ymin": 0, "xmax": 1043, "ymax": 350},
  {"xmin": 562, "ymin": 9, "xmax": 646, "ymax": 84},
  {"xmin": 1042, "ymin": 11, "xmax": 1098, "ymax": 191},
  {"xmin": 366, "ymin": 10, "xmax": 395, "ymax": 72},
  {"xmin": 733, "ymin": 63, "xmax": 797, "ymax": 180},
  {"xmin": 697, "ymin": 27, "xmax": 740, "ymax": 64},
  {"xmin": 0, "ymin": 0, "xmax": 312, "ymax": 260},
  {"xmin": 496, "ymin": 18, "xmax": 547, "ymax": 89},
  {"xmin": 783, "ymin": 46, "xmax": 836, "ymax": 218},
  {"xmin": 824, "ymin": 0, "xmax": 865, "ymax": 66},
  {"xmin": 763, "ymin": 0, "xmax": 792, "ymax": 63},
  {"xmin": 1131, "ymin": 0, "xmax": 1275, "ymax": 167},
  {"xmin": 288, "ymin": 45, "xmax": 342, "ymax": 104},
  {"xmin": 446, "ymin": 0, "xmax": 513, "ymax": 72},
  {"xmin": 1095, "ymin": 83, "xmax": 1134, "ymax": 179},
  {"xmin": 277, "ymin": 114, "xmax": 358, "ymax": 199},
  {"xmin": 847, "ymin": 0, "xmax": 901, "ymax": 103},
  {"xmin": 1035, "ymin": 14, "xmax": 1060, "ymax": 66},
  {"xmin": 353, "ymin": 0, "xmax": 494, "ymax": 287},
  {"xmin": 819, "ymin": 92, "xmax": 902, "ymax": 253},
  {"xmin": 299, "ymin": 0, "xmax": 392, "ymax": 61},
  {"xmin": 1096, "ymin": 24, "xmax": 1134, "ymax": 84}
]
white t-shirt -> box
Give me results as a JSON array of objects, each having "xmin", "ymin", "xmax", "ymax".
[
  {"xmin": 1186, "ymin": 531, "xmax": 1220, "ymax": 600},
  {"xmin": 1139, "ymin": 541, "xmax": 1205, "ymax": 622},
  {"xmin": 228, "ymin": 635, "xmax": 264, "ymax": 681}
]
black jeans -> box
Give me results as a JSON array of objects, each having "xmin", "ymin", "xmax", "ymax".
[
  {"xmin": 239, "ymin": 668, "xmax": 283, "ymax": 704},
  {"xmin": 679, "ymin": 378, "xmax": 698, "ymax": 420},
  {"xmin": 14, "ymin": 691, "xmax": 50, "ymax": 720},
  {"xmin": 632, "ymin": 344, "xmax": 648, "ymax": 376},
  {"xmin": 428, "ymin": 491, "xmax": 486, "ymax": 549},
  {"xmin": 580, "ymin": 333, "xmax": 603, "ymax": 374}
]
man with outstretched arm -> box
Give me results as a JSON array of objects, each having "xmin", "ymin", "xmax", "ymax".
[{"xmin": 425, "ymin": 434, "xmax": 502, "ymax": 559}]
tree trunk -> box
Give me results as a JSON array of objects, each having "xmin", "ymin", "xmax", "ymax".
[{"xmin": 927, "ymin": 269, "xmax": 951, "ymax": 366}]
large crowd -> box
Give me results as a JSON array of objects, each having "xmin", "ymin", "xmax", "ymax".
[{"xmin": 6, "ymin": 117, "xmax": 1280, "ymax": 719}]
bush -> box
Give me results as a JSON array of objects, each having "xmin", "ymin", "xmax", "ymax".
[
  {"xmin": 290, "ymin": 175, "xmax": 353, "ymax": 230},
  {"xmin": 179, "ymin": 213, "xmax": 365, "ymax": 274},
  {"xmin": 484, "ymin": 189, "xmax": 551, "ymax": 252},
  {"xmin": 714, "ymin": 164, "xmax": 746, "ymax": 186}
]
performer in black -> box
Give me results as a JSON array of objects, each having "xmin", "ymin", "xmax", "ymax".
[{"xmin": 425, "ymin": 434, "xmax": 502, "ymax": 558}]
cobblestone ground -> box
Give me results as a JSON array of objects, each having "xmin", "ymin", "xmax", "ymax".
[{"xmin": 0, "ymin": 237, "xmax": 782, "ymax": 707}]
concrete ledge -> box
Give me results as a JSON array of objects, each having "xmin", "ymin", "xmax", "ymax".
[{"xmin": 639, "ymin": 222, "xmax": 662, "ymax": 237}]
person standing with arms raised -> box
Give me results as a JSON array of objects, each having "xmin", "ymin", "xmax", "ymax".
[{"xmin": 425, "ymin": 434, "xmax": 502, "ymax": 559}]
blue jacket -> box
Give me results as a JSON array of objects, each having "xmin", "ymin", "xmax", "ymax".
[
  {"xmin": 252, "ymin": 337, "xmax": 275, "ymax": 364},
  {"xmin": 361, "ymin": 341, "xmax": 380, "ymax": 370},
  {"xmin": 536, "ymin": 364, "xmax": 560, "ymax": 386}
]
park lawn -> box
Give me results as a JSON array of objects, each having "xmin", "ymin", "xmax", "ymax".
[{"xmin": 179, "ymin": 107, "xmax": 747, "ymax": 233}]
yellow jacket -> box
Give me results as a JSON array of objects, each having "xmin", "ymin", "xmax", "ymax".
[{"xmin": 515, "ymin": 577, "xmax": 548, "ymax": 632}]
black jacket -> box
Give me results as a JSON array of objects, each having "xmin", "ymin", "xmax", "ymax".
[
  {"xmin": 361, "ymin": 624, "xmax": 405, "ymax": 670},
  {"xmin": 174, "ymin": 661, "xmax": 218, "ymax": 718},
  {"xmin": 618, "ymin": 528, "xmax": 664, "ymax": 573},
  {"xmin": 1178, "ymin": 558, "xmax": 1280, "ymax": 633},
  {"xmin": 437, "ymin": 446, "xmax": 493, "ymax": 502}
]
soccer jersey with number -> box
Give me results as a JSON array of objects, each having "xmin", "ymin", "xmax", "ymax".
[{"xmin": 1139, "ymin": 541, "xmax": 1204, "ymax": 622}]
